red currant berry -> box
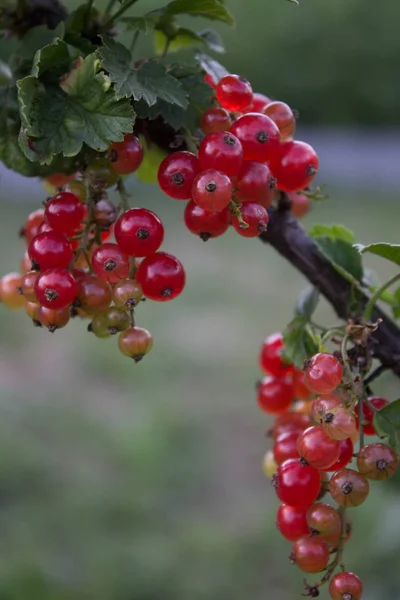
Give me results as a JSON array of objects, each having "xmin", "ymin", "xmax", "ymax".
[
  {"xmin": 93, "ymin": 197, "xmax": 118, "ymax": 228},
  {"xmin": 76, "ymin": 274, "xmax": 112, "ymax": 314},
  {"xmin": 37, "ymin": 305, "xmax": 70, "ymax": 332},
  {"xmin": 271, "ymin": 412, "xmax": 311, "ymax": 439},
  {"xmin": 136, "ymin": 252, "xmax": 185, "ymax": 302},
  {"xmin": 46, "ymin": 172, "xmax": 76, "ymax": 188},
  {"xmin": 118, "ymin": 326, "xmax": 153, "ymax": 362},
  {"xmin": 235, "ymin": 161, "xmax": 276, "ymax": 207},
  {"xmin": 231, "ymin": 202, "xmax": 269, "ymax": 237},
  {"xmin": 247, "ymin": 92, "xmax": 271, "ymax": 113},
  {"xmin": 259, "ymin": 332, "xmax": 293, "ymax": 376},
  {"xmin": 288, "ymin": 191, "xmax": 311, "ymax": 219},
  {"xmin": 293, "ymin": 369, "xmax": 311, "ymax": 400},
  {"xmin": 320, "ymin": 437, "xmax": 354, "ymax": 472},
  {"xmin": 35, "ymin": 268, "xmax": 77, "ymax": 309},
  {"xmin": 44, "ymin": 191, "xmax": 85, "ymax": 235},
  {"xmin": 273, "ymin": 458, "xmax": 320, "ymax": 508},
  {"xmin": 290, "ymin": 537, "xmax": 329, "ymax": 573},
  {"xmin": 274, "ymin": 430, "xmax": 301, "ymax": 465},
  {"xmin": 25, "ymin": 300, "xmax": 40, "ymax": 321},
  {"xmin": 21, "ymin": 250, "xmax": 32, "ymax": 274},
  {"xmin": 198, "ymin": 131, "xmax": 243, "ymax": 177},
  {"xmin": 192, "ymin": 169, "xmax": 233, "ymax": 212},
  {"xmin": 184, "ymin": 199, "xmax": 230, "ymax": 241},
  {"xmin": 304, "ymin": 353, "xmax": 343, "ymax": 395},
  {"xmin": 269, "ymin": 140, "xmax": 319, "ymax": 192},
  {"xmin": 112, "ymin": 279, "xmax": 143, "ymax": 309},
  {"xmin": 306, "ymin": 502, "xmax": 341, "ymax": 540},
  {"xmin": 91, "ymin": 243, "xmax": 130, "ymax": 284},
  {"xmin": 20, "ymin": 270, "xmax": 39, "ymax": 302},
  {"xmin": 263, "ymin": 101, "xmax": 296, "ymax": 141},
  {"xmin": 109, "ymin": 134, "xmax": 144, "ymax": 175},
  {"xmin": 357, "ymin": 443, "xmax": 398, "ymax": 480},
  {"xmin": 322, "ymin": 406, "xmax": 357, "ymax": 441},
  {"xmin": 310, "ymin": 394, "xmax": 343, "ymax": 424},
  {"xmin": 22, "ymin": 209, "xmax": 45, "ymax": 244},
  {"xmin": 158, "ymin": 151, "xmax": 200, "ymax": 200},
  {"xmin": 216, "ymin": 74, "xmax": 253, "ymax": 112},
  {"xmin": 37, "ymin": 221, "xmax": 54, "ymax": 235},
  {"xmin": 297, "ymin": 425, "xmax": 341, "ymax": 470},
  {"xmin": 230, "ymin": 113, "xmax": 280, "ymax": 162},
  {"xmin": 257, "ymin": 374, "xmax": 294, "ymax": 414},
  {"xmin": 329, "ymin": 572, "xmax": 363, "ymax": 600},
  {"xmin": 276, "ymin": 504, "xmax": 309, "ymax": 542},
  {"xmin": 355, "ymin": 396, "xmax": 389, "ymax": 435},
  {"xmin": 1, "ymin": 272, "xmax": 25, "ymax": 309},
  {"xmin": 200, "ymin": 107, "xmax": 232, "ymax": 135},
  {"xmin": 329, "ymin": 468, "xmax": 369, "ymax": 507},
  {"xmin": 114, "ymin": 208, "xmax": 164, "ymax": 257},
  {"xmin": 28, "ymin": 231, "xmax": 73, "ymax": 271}
]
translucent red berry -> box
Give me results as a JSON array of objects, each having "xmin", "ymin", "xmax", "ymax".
[
  {"xmin": 200, "ymin": 107, "xmax": 232, "ymax": 135},
  {"xmin": 112, "ymin": 279, "xmax": 143, "ymax": 309},
  {"xmin": 22, "ymin": 209, "xmax": 45, "ymax": 244},
  {"xmin": 118, "ymin": 326, "xmax": 153, "ymax": 361},
  {"xmin": 192, "ymin": 169, "xmax": 233, "ymax": 212},
  {"xmin": 297, "ymin": 425, "xmax": 341, "ymax": 470},
  {"xmin": 306, "ymin": 502, "xmax": 341, "ymax": 540},
  {"xmin": 288, "ymin": 192, "xmax": 311, "ymax": 219},
  {"xmin": 216, "ymin": 74, "xmax": 253, "ymax": 112},
  {"xmin": 310, "ymin": 394, "xmax": 343, "ymax": 424},
  {"xmin": 329, "ymin": 572, "xmax": 363, "ymax": 600},
  {"xmin": 91, "ymin": 243, "xmax": 130, "ymax": 284},
  {"xmin": 320, "ymin": 437, "xmax": 354, "ymax": 472},
  {"xmin": 1, "ymin": 272, "xmax": 25, "ymax": 309},
  {"xmin": 355, "ymin": 396, "xmax": 389, "ymax": 435},
  {"xmin": 184, "ymin": 199, "xmax": 230, "ymax": 241},
  {"xmin": 20, "ymin": 270, "xmax": 39, "ymax": 302},
  {"xmin": 204, "ymin": 73, "xmax": 217, "ymax": 89},
  {"xmin": 28, "ymin": 231, "xmax": 73, "ymax": 271},
  {"xmin": 290, "ymin": 537, "xmax": 330, "ymax": 573},
  {"xmin": 35, "ymin": 268, "xmax": 77, "ymax": 309},
  {"xmin": 293, "ymin": 369, "xmax": 311, "ymax": 400},
  {"xmin": 109, "ymin": 134, "xmax": 144, "ymax": 174},
  {"xmin": 235, "ymin": 161, "xmax": 276, "ymax": 207},
  {"xmin": 76, "ymin": 274, "xmax": 112, "ymax": 314},
  {"xmin": 260, "ymin": 332, "xmax": 293, "ymax": 376},
  {"xmin": 158, "ymin": 151, "xmax": 200, "ymax": 200},
  {"xmin": 263, "ymin": 100, "xmax": 296, "ymax": 141},
  {"xmin": 274, "ymin": 430, "xmax": 300, "ymax": 465},
  {"xmin": 322, "ymin": 406, "xmax": 357, "ymax": 441},
  {"xmin": 304, "ymin": 353, "xmax": 343, "ymax": 395},
  {"xmin": 232, "ymin": 202, "xmax": 269, "ymax": 237},
  {"xmin": 114, "ymin": 208, "xmax": 164, "ymax": 257},
  {"xmin": 276, "ymin": 504, "xmax": 309, "ymax": 542},
  {"xmin": 329, "ymin": 468, "xmax": 369, "ymax": 507},
  {"xmin": 257, "ymin": 374, "xmax": 294, "ymax": 414},
  {"xmin": 230, "ymin": 113, "xmax": 280, "ymax": 162},
  {"xmin": 269, "ymin": 140, "xmax": 319, "ymax": 192},
  {"xmin": 136, "ymin": 252, "xmax": 185, "ymax": 302},
  {"xmin": 357, "ymin": 443, "xmax": 398, "ymax": 480},
  {"xmin": 37, "ymin": 305, "xmax": 70, "ymax": 332},
  {"xmin": 271, "ymin": 412, "xmax": 311, "ymax": 440},
  {"xmin": 247, "ymin": 92, "xmax": 271, "ymax": 113},
  {"xmin": 273, "ymin": 458, "xmax": 320, "ymax": 508},
  {"xmin": 198, "ymin": 131, "xmax": 243, "ymax": 177},
  {"xmin": 44, "ymin": 191, "xmax": 85, "ymax": 235}
]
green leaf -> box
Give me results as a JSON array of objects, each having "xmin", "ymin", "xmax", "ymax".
[
  {"xmin": 17, "ymin": 53, "xmax": 133, "ymax": 165},
  {"xmin": 295, "ymin": 286, "xmax": 319, "ymax": 320},
  {"xmin": 0, "ymin": 61, "xmax": 13, "ymax": 86},
  {"xmin": 122, "ymin": 14, "xmax": 160, "ymax": 34},
  {"xmin": 97, "ymin": 36, "xmax": 188, "ymax": 107},
  {"xmin": 199, "ymin": 29, "xmax": 225, "ymax": 53},
  {"xmin": 309, "ymin": 223, "xmax": 355, "ymax": 244},
  {"xmin": 195, "ymin": 51, "xmax": 229, "ymax": 84},
  {"xmin": 373, "ymin": 399, "xmax": 400, "ymax": 454},
  {"xmin": 315, "ymin": 237, "xmax": 363, "ymax": 283},
  {"xmin": 154, "ymin": 28, "xmax": 204, "ymax": 55},
  {"xmin": 164, "ymin": 0, "xmax": 235, "ymax": 25},
  {"xmin": 31, "ymin": 39, "xmax": 70, "ymax": 79},
  {"xmin": 354, "ymin": 243, "xmax": 400, "ymax": 267},
  {"xmin": 64, "ymin": 5, "xmax": 100, "ymax": 54},
  {"xmin": 9, "ymin": 24, "xmax": 65, "ymax": 79},
  {"xmin": 282, "ymin": 316, "xmax": 320, "ymax": 369}
]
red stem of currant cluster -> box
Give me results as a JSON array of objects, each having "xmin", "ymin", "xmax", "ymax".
[{"xmin": 259, "ymin": 202, "xmax": 400, "ymax": 380}]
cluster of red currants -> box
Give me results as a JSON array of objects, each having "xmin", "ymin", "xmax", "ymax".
[
  {"xmin": 157, "ymin": 72, "xmax": 315, "ymax": 241},
  {"xmin": 0, "ymin": 134, "xmax": 186, "ymax": 361},
  {"xmin": 258, "ymin": 332, "xmax": 398, "ymax": 598}
]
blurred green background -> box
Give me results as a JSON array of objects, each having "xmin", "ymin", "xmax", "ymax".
[{"xmin": 1, "ymin": 0, "xmax": 400, "ymax": 599}]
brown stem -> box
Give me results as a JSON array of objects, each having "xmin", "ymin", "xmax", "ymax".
[{"xmin": 259, "ymin": 204, "xmax": 400, "ymax": 378}]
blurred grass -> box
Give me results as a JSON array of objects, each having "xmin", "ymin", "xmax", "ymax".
[{"xmin": 1, "ymin": 172, "xmax": 400, "ymax": 599}]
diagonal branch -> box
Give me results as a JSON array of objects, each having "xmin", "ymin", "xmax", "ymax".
[{"xmin": 260, "ymin": 205, "xmax": 400, "ymax": 378}]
